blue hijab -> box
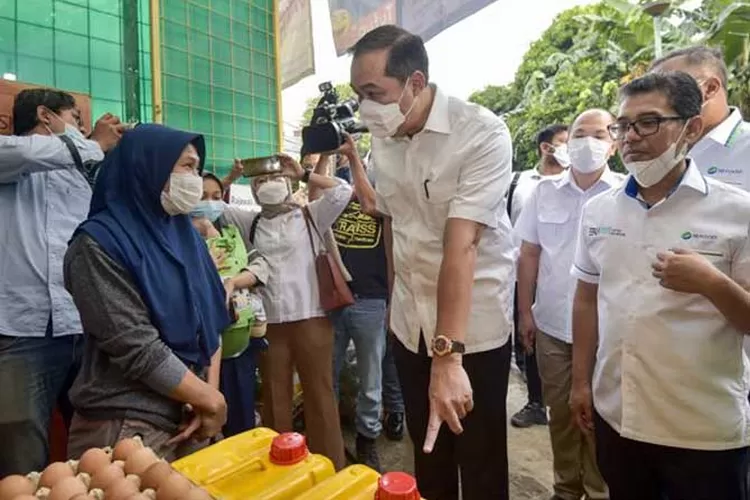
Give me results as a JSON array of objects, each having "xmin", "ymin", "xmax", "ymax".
[{"xmin": 75, "ymin": 124, "xmax": 230, "ymax": 368}]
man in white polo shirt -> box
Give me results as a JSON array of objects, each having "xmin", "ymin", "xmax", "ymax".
[
  {"xmin": 650, "ymin": 46, "xmax": 750, "ymax": 190},
  {"xmin": 508, "ymin": 124, "xmax": 568, "ymax": 430},
  {"xmin": 350, "ymin": 25, "xmax": 515, "ymax": 500},
  {"xmin": 571, "ymin": 71, "xmax": 750, "ymax": 499},
  {"xmin": 516, "ymin": 109, "xmax": 621, "ymax": 500}
]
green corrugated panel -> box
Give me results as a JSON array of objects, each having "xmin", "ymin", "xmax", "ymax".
[
  {"xmin": 0, "ymin": 0, "xmax": 152, "ymax": 127},
  {"xmin": 160, "ymin": 0, "xmax": 279, "ymax": 179}
]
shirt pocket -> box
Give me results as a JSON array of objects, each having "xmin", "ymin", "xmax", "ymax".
[
  {"xmin": 537, "ymin": 201, "xmax": 573, "ymax": 251},
  {"xmin": 423, "ymin": 176, "xmax": 457, "ymax": 231}
]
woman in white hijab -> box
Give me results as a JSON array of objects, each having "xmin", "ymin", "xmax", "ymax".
[{"xmin": 221, "ymin": 154, "xmax": 350, "ymax": 470}]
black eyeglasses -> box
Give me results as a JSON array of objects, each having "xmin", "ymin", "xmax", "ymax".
[{"xmin": 608, "ymin": 116, "xmax": 686, "ymax": 140}]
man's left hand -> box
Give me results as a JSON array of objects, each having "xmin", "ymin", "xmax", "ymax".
[
  {"xmin": 652, "ymin": 248, "xmax": 722, "ymax": 294},
  {"xmin": 423, "ymin": 355, "xmax": 473, "ymax": 454}
]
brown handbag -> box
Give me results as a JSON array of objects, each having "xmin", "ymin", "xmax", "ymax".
[{"xmin": 302, "ymin": 206, "xmax": 355, "ymax": 312}]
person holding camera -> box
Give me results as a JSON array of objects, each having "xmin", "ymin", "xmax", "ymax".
[
  {"xmin": 350, "ymin": 25, "xmax": 515, "ymax": 500},
  {"xmin": 307, "ymin": 134, "xmax": 390, "ymax": 471},
  {"xmin": 221, "ymin": 154, "xmax": 350, "ymax": 470}
]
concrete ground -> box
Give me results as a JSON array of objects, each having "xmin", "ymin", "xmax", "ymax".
[{"xmin": 341, "ymin": 365, "xmax": 554, "ymax": 499}]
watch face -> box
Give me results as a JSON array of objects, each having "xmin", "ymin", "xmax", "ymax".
[{"xmin": 433, "ymin": 336, "xmax": 449, "ymax": 354}]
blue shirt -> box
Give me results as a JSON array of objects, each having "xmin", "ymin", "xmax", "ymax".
[{"xmin": 0, "ymin": 132, "xmax": 104, "ymax": 337}]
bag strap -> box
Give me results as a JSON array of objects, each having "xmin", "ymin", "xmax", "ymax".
[
  {"xmin": 248, "ymin": 213, "xmax": 261, "ymax": 244},
  {"xmin": 302, "ymin": 206, "xmax": 326, "ymax": 251},
  {"xmin": 506, "ymin": 171, "xmax": 522, "ymax": 217},
  {"xmin": 302, "ymin": 206, "xmax": 322, "ymax": 261},
  {"xmin": 58, "ymin": 134, "xmax": 100, "ymax": 188}
]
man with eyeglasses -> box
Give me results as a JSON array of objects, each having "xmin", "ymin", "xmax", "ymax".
[{"xmin": 570, "ymin": 71, "xmax": 750, "ymax": 499}]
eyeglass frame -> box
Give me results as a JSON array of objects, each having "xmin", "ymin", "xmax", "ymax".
[{"xmin": 607, "ymin": 116, "xmax": 689, "ymax": 140}]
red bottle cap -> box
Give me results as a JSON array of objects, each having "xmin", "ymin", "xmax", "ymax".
[
  {"xmin": 376, "ymin": 472, "xmax": 420, "ymax": 500},
  {"xmin": 269, "ymin": 432, "xmax": 309, "ymax": 465}
]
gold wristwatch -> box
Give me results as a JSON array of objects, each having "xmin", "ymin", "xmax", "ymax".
[{"xmin": 430, "ymin": 335, "xmax": 466, "ymax": 357}]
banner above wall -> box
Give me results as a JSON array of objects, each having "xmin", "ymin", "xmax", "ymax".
[
  {"xmin": 328, "ymin": 0, "xmax": 496, "ymax": 56},
  {"xmin": 279, "ymin": 0, "xmax": 316, "ymax": 89}
]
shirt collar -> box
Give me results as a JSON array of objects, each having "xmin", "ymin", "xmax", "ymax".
[
  {"xmin": 706, "ymin": 107, "xmax": 744, "ymax": 147},
  {"xmin": 624, "ymin": 159, "xmax": 708, "ymax": 202},
  {"xmin": 555, "ymin": 167, "xmax": 619, "ymax": 191},
  {"xmin": 422, "ymin": 85, "xmax": 451, "ymax": 135}
]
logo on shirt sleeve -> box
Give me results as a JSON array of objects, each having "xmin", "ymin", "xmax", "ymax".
[{"xmin": 680, "ymin": 231, "xmax": 717, "ymax": 241}]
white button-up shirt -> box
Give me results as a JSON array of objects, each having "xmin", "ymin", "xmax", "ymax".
[
  {"xmin": 691, "ymin": 108, "xmax": 750, "ymax": 189},
  {"xmin": 372, "ymin": 85, "xmax": 515, "ymax": 355},
  {"xmin": 572, "ymin": 161, "xmax": 750, "ymax": 450},
  {"xmin": 516, "ymin": 168, "xmax": 623, "ymax": 343},
  {"xmin": 222, "ymin": 180, "xmax": 352, "ymax": 324}
]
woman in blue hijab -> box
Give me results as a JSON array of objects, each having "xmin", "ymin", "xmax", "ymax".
[{"xmin": 63, "ymin": 124, "xmax": 230, "ymax": 460}]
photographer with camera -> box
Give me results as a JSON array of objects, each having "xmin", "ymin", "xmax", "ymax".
[{"xmin": 308, "ymin": 133, "xmax": 391, "ymax": 471}]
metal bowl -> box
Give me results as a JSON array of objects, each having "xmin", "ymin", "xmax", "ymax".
[{"xmin": 240, "ymin": 155, "xmax": 282, "ymax": 177}]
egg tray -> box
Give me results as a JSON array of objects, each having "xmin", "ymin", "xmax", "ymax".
[{"xmin": 0, "ymin": 436, "xmax": 214, "ymax": 500}]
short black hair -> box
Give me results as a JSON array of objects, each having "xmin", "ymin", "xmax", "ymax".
[
  {"xmin": 351, "ymin": 25, "xmax": 429, "ymax": 82},
  {"xmin": 13, "ymin": 88, "xmax": 76, "ymax": 135},
  {"xmin": 536, "ymin": 124, "xmax": 569, "ymax": 153},
  {"xmin": 620, "ymin": 71, "xmax": 702, "ymax": 119},
  {"xmin": 650, "ymin": 46, "xmax": 728, "ymax": 89}
]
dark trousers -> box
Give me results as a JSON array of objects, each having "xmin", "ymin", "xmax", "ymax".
[
  {"xmin": 512, "ymin": 285, "xmax": 543, "ymax": 404},
  {"xmin": 594, "ymin": 412, "xmax": 749, "ymax": 500},
  {"xmin": 393, "ymin": 335, "xmax": 511, "ymax": 500},
  {"xmin": 0, "ymin": 332, "xmax": 82, "ymax": 475}
]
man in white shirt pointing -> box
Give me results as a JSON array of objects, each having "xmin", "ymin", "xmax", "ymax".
[{"xmin": 350, "ymin": 25, "xmax": 515, "ymax": 500}]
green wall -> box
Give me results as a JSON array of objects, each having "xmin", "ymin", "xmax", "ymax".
[
  {"xmin": 0, "ymin": 0, "xmax": 280, "ymax": 179},
  {"xmin": 159, "ymin": 0, "xmax": 279, "ymax": 177}
]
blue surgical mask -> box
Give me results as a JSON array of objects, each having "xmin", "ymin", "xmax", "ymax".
[{"xmin": 190, "ymin": 200, "xmax": 226, "ymax": 222}]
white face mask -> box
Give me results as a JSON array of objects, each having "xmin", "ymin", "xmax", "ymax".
[
  {"xmin": 359, "ymin": 78, "xmax": 419, "ymax": 138},
  {"xmin": 161, "ymin": 173, "xmax": 203, "ymax": 215},
  {"xmin": 550, "ymin": 143, "xmax": 571, "ymax": 168},
  {"xmin": 256, "ymin": 179, "xmax": 289, "ymax": 205},
  {"xmin": 568, "ymin": 137, "xmax": 612, "ymax": 174},
  {"xmin": 623, "ymin": 125, "xmax": 689, "ymax": 188}
]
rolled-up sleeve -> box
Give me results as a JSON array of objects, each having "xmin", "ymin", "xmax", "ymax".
[
  {"xmin": 309, "ymin": 178, "xmax": 353, "ymax": 229},
  {"xmin": 64, "ymin": 235, "xmax": 188, "ymax": 396},
  {"xmin": 246, "ymin": 248, "xmax": 270, "ymax": 285},
  {"xmin": 571, "ymin": 207, "xmax": 600, "ymax": 284},
  {"xmin": 0, "ymin": 133, "xmax": 103, "ymax": 183},
  {"xmin": 448, "ymin": 116, "xmax": 512, "ymax": 229}
]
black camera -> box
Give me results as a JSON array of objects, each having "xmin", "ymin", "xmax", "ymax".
[{"xmin": 301, "ymin": 81, "xmax": 368, "ymax": 155}]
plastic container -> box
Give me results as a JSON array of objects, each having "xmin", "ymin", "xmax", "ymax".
[
  {"xmin": 294, "ymin": 467, "xmax": 424, "ymax": 500},
  {"xmin": 172, "ymin": 428, "xmax": 335, "ymax": 500}
]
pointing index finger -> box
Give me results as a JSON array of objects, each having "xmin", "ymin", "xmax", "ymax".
[{"xmin": 423, "ymin": 407, "xmax": 442, "ymax": 454}]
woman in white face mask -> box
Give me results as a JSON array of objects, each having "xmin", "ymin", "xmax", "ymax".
[
  {"xmin": 219, "ymin": 154, "xmax": 352, "ymax": 470},
  {"xmin": 64, "ymin": 125, "xmax": 230, "ymax": 460}
]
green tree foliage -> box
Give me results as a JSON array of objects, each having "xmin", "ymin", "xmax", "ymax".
[
  {"xmin": 301, "ymin": 83, "xmax": 371, "ymax": 157},
  {"xmin": 469, "ymin": 0, "xmax": 750, "ymax": 169}
]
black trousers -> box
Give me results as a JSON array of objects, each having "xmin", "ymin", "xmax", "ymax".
[
  {"xmin": 512, "ymin": 285, "xmax": 543, "ymax": 404},
  {"xmin": 594, "ymin": 412, "xmax": 749, "ymax": 500},
  {"xmin": 392, "ymin": 334, "xmax": 511, "ymax": 500}
]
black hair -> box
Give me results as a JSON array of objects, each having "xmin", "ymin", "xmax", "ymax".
[
  {"xmin": 13, "ymin": 88, "xmax": 76, "ymax": 135},
  {"xmin": 536, "ymin": 124, "xmax": 569, "ymax": 154},
  {"xmin": 620, "ymin": 71, "xmax": 702, "ymax": 119},
  {"xmin": 651, "ymin": 45, "xmax": 728, "ymax": 89},
  {"xmin": 202, "ymin": 172, "xmax": 224, "ymax": 192},
  {"xmin": 351, "ymin": 25, "xmax": 429, "ymax": 82}
]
